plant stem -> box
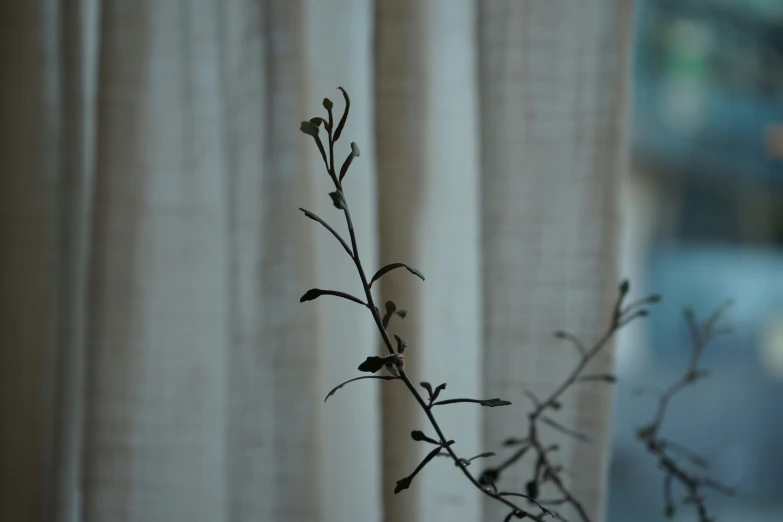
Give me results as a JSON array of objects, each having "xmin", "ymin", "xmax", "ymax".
[
  {"xmin": 636, "ymin": 305, "xmax": 737, "ymax": 522},
  {"xmin": 487, "ymin": 295, "xmax": 631, "ymax": 522},
  {"xmin": 341, "ymin": 198, "xmax": 544, "ymax": 520},
  {"xmin": 319, "ymin": 119, "xmax": 545, "ymax": 521}
]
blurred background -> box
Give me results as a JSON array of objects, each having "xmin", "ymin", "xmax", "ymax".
[
  {"xmin": 610, "ymin": 0, "xmax": 783, "ymax": 521},
  {"xmin": 0, "ymin": 1, "xmax": 781, "ymax": 522}
]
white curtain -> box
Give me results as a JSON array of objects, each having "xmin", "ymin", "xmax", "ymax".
[
  {"xmin": 0, "ymin": 1, "xmax": 635, "ymax": 522},
  {"xmin": 479, "ymin": 2, "xmax": 636, "ymax": 520}
]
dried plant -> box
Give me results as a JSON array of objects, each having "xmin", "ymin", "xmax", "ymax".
[
  {"xmin": 635, "ymin": 302, "xmax": 738, "ymax": 521},
  {"xmin": 478, "ymin": 281, "xmax": 659, "ymax": 521},
  {"xmin": 297, "ymin": 88, "xmax": 740, "ymax": 522},
  {"xmin": 481, "ymin": 300, "xmax": 740, "ymax": 522},
  {"xmin": 299, "ymin": 87, "xmax": 548, "ymax": 521}
]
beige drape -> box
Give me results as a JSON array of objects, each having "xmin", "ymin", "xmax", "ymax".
[
  {"xmin": 0, "ymin": 1, "xmax": 634, "ymax": 522},
  {"xmin": 479, "ymin": 2, "xmax": 636, "ymax": 520}
]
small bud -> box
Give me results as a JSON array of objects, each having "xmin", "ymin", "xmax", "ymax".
[
  {"xmin": 328, "ymin": 191, "xmax": 347, "ymax": 210},
  {"xmin": 525, "ymin": 480, "xmax": 539, "ymax": 499}
]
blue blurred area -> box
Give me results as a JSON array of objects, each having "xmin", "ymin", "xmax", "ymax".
[
  {"xmin": 610, "ymin": 246, "xmax": 783, "ymax": 520},
  {"xmin": 631, "ymin": 0, "xmax": 783, "ymax": 188},
  {"xmin": 608, "ymin": 1, "xmax": 783, "ymax": 520},
  {"xmin": 648, "ymin": 246, "xmax": 783, "ymax": 352}
]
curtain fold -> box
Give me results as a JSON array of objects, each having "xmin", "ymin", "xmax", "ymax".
[
  {"xmin": 83, "ymin": 1, "xmax": 231, "ymax": 520},
  {"xmin": 479, "ymin": 1, "xmax": 635, "ymax": 521},
  {"xmin": 301, "ymin": 1, "xmax": 381, "ymax": 521},
  {"xmin": 0, "ymin": 2, "xmax": 64, "ymax": 522},
  {"xmin": 375, "ymin": 1, "xmax": 482, "ymax": 520},
  {"xmin": 50, "ymin": 1, "xmax": 100, "ymax": 521},
  {"xmin": 0, "ymin": 1, "xmax": 635, "ymax": 521}
]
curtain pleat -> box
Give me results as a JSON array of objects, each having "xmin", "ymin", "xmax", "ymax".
[
  {"xmin": 0, "ymin": 1, "xmax": 635, "ymax": 521},
  {"xmin": 82, "ymin": 1, "xmax": 230, "ymax": 520},
  {"xmin": 220, "ymin": 2, "xmax": 320, "ymax": 521},
  {"xmin": 0, "ymin": 2, "xmax": 63, "ymax": 521},
  {"xmin": 81, "ymin": 1, "xmax": 382, "ymax": 521},
  {"xmin": 295, "ymin": 2, "xmax": 382, "ymax": 522},
  {"xmin": 50, "ymin": 1, "xmax": 100, "ymax": 521},
  {"xmin": 478, "ymin": 1, "xmax": 635, "ymax": 521},
  {"xmin": 374, "ymin": 1, "xmax": 483, "ymax": 521}
]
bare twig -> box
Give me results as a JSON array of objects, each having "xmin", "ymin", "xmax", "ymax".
[
  {"xmin": 300, "ymin": 88, "xmax": 739, "ymax": 522},
  {"xmin": 636, "ymin": 303, "xmax": 738, "ymax": 521},
  {"xmin": 481, "ymin": 281, "xmax": 656, "ymax": 522},
  {"xmin": 324, "ymin": 375, "xmax": 399, "ymax": 402},
  {"xmin": 300, "ymin": 90, "xmax": 548, "ymax": 521}
]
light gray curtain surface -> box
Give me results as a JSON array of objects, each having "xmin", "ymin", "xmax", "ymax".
[{"xmin": 0, "ymin": 1, "xmax": 634, "ymax": 521}]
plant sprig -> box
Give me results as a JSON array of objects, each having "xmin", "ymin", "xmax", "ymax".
[
  {"xmin": 636, "ymin": 302, "xmax": 738, "ymax": 521},
  {"xmin": 299, "ymin": 88, "xmax": 549, "ymax": 522},
  {"xmin": 297, "ymin": 87, "xmax": 741, "ymax": 522},
  {"xmin": 479, "ymin": 281, "xmax": 661, "ymax": 521},
  {"xmin": 483, "ymin": 293, "xmax": 740, "ymax": 521}
]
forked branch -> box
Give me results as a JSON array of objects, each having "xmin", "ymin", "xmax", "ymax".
[{"xmin": 299, "ymin": 89, "xmax": 547, "ymax": 521}]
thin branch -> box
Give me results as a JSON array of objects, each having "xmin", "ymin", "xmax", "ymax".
[
  {"xmin": 530, "ymin": 318, "xmax": 620, "ymax": 419},
  {"xmin": 394, "ymin": 444, "xmax": 451, "ymax": 493},
  {"xmin": 659, "ymin": 437, "xmax": 709, "ymax": 469},
  {"xmin": 503, "ymin": 511, "xmax": 520, "ymax": 522},
  {"xmin": 482, "ymin": 444, "xmax": 532, "ymax": 482},
  {"xmin": 498, "ymin": 492, "xmax": 555, "ymax": 517},
  {"xmin": 484, "ymin": 281, "xmax": 654, "ymax": 522},
  {"xmin": 663, "ymin": 473, "xmax": 675, "ymax": 517},
  {"xmin": 531, "ymin": 439, "xmax": 591, "ymax": 522},
  {"xmin": 538, "ymin": 415, "xmax": 591, "ymax": 443},
  {"xmin": 302, "ymin": 93, "xmax": 547, "ymax": 521},
  {"xmin": 324, "ymin": 375, "xmax": 399, "ymax": 402},
  {"xmin": 524, "ymin": 390, "xmax": 542, "ymax": 408},
  {"xmin": 553, "ymin": 330, "xmax": 586, "ymax": 356},
  {"xmin": 299, "ymin": 208, "xmax": 353, "ymax": 258},
  {"xmin": 637, "ymin": 304, "xmax": 737, "ymax": 522}
]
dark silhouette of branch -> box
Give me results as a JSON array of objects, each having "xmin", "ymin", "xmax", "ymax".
[
  {"xmin": 300, "ymin": 88, "xmax": 742, "ymax": 522},
  {"xmin": 324, "ymin": 375, "xmax": 399, "ymax": 402},
  {"xmin": 636, "ymin": 302, "xmax": 738, "ymax": 521},
  {"xmin": 482, "ymin": 290, "xmax": 740, "ymax": 521},
  {"xmin": 299, "ymin": 89, "xmax": 548, "ymax": 521},
  {"xmin": 480, "ymin": 283, "xmax": 660, "ymax": 522}
]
